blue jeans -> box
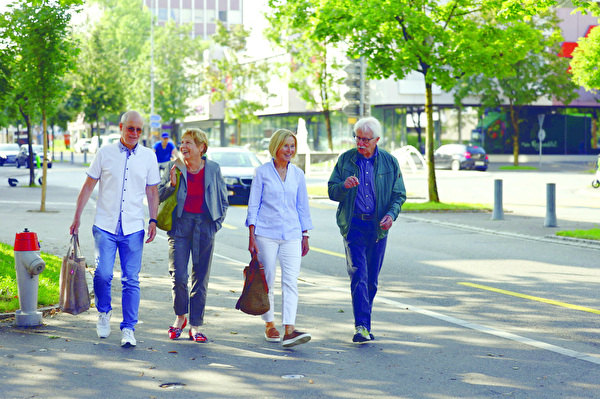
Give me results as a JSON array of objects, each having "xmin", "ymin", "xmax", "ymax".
[
  {"xmin": 343, "ymin": 217, "xmax": 388, "ymax": 332},
  {"xmin": 93, "ymin": 225, "xmax": 144, "ymax": 331}
]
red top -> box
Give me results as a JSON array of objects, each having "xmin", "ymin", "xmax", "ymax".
[
  {"xmin": 14, "ymin": 231, "xmax": 40, "ymax": 251},
  {"xmin": 183, "ymin": 168, "xmax": 205, "ymax": 213}
]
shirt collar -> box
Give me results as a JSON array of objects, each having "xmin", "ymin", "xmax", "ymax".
[{"xmin": 118, "ymin": 140, "xmax": 138, "ymax": 155}]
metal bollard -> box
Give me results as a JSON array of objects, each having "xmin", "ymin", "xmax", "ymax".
[
  {"xmin": 84, "ymin": 152, "xmax": 87, "ymax": 164},
  {"xmin": 544, "ymin": 183, "xmax": 557, "ymax": 227},
  {"xmin": 70, "ymin": 152, "xmax": 74, "ymax": 164},
  {"xmin": 60, "ymin": 152, "xmax": 64, "ymax": 162},
  {"xmin": 491, "ymin": 179, "xmax": 504, "ymax": 220}
]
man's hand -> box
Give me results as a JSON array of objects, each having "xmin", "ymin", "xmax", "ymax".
[
  {"xmin": 380, "ymin": 214, "xmax": 393, "ymax": 231},
  {"xmin": 344, "ymin": 175, "xmax": 359, "ymax": 189},
  {"xmin": 146, "ymin": 223, "xmax": 157, "ymax": 243}
]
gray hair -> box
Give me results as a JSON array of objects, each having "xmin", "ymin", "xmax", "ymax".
[
  {"xmin": 120, "ymin": 110, "xmax": 144, "ymax": 125},
  {"xmin": 354, "ymin": 117, "xmax": 381, "ymax": 139}
]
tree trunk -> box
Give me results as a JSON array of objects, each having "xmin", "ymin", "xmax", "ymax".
[
  {"xmin": 40, "ymin": 108, "xmax": 47, "ymax": 212},
  {"xmin": 509, "ymin": 105, "xmax": 520, "ymax": 166},
  {"xmin": 425, "ymin": 82, "xmax": 440, "ymax": 202},
  {"xmin": 324, "ymin": 108, "xmax": 332, "ymax": 151},
  {"xmin": 19, "ymin": 104, "xmax": 35, "ymax": 186},
  {"xmin": 236, "ymin": 119, "xmax": 242, "ymax": 146}
]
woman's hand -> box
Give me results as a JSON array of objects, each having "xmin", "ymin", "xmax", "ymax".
[
  {"xmin": 170, "ymin": 165, "xmax": 178, "ymax": 186},
  {"xmin": 301, "ymin": 236, "xmax": 309, "ymax": 256},
  {"xmin": 248, "ymin": 225, "xmax": 259, "ymax": 256}
]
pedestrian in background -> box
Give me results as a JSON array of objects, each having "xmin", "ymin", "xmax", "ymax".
[
  {"xmin": 70, "ymin": 110, "xmax": 160, "ymax": 348},
  {"xmin": 153, "ymin": 132, "xmax": 178, "ymax": 170},
  {"xmin": 158, "ymin": 128, "xmax": 228, "ymax": 343},
  {"xmin": 246, "ymin": 129, "xmax": 313, "ymax": 348},
  {"xmin": 328, "ymin": 116, "xmax": 406, "ymax": 343}
]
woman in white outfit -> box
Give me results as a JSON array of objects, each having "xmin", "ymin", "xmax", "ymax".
[{"xmin": 246, "ymin": 129, "xmax": 313, "ymax": 348}]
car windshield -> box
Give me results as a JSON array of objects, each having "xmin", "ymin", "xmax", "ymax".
[
  {"xmin": 210, "ymin": 151, "xmax": 262, "ymax": 168},
  {"xmin": 0, "ymin": 144, "xmax": 19, "ymax": 151}
]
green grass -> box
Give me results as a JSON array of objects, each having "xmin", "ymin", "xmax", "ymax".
[
  {"xmin": 0, "ymin": 241, "xmax": 62, "ymax": 313},
  {"xmin": 556, "ymin": 228, "xmax": 600, "ymax": 241},
  {"xmin": 401, "ymin": 201, "xmax": 491, "ymax": 212},
  {"xmin": 498, "ymin": 165, "xmax": 538, "ymax": 171}
]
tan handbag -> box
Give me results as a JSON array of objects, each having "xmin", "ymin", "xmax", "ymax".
[
  {"xmin": 59, "ymin": 234, "xmax": 91, "ymax": 315},
  {"xmin": 235, "ymin": 254, "xmax": 270, "ymax": 316}
]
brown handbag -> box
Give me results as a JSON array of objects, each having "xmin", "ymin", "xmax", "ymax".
[
  {"xmin": 235, "ymin": 254, "xmax": 270, "ymax": 316},
  {"xmin": 59, "ymin": 234, "xmax": 91, "ymax": 315}
]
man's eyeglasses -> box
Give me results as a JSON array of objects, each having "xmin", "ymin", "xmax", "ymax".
[
  {"xmin": 126, "ymin": 126, "xmax": 143, "ymax": 134},
  {"xmin": 353, "ymin": 134, "xmax": 375, "ymax": 143}
]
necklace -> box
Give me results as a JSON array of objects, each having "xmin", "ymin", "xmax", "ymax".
[{"xmin": 187, "ymin": 160, "xmax": 204, "ymax": 174}]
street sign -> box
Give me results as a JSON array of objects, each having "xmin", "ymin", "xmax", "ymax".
[
  {"xmin": 538, "ymin": 129, "xmax": 546, "ymax": 142},
  {"xmin": 150, "ymin": 114, "xmax": 161, "ymax": 122},
  {"xmin": 150, "ymin": 122, "xmax": 161, "ymax": 129}
]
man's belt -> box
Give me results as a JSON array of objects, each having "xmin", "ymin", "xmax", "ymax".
[{"xmin": 354, "ymin": 213, "xmax": 375, "ymax": 221}]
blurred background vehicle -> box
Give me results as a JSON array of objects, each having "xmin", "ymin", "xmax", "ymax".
[
  {"xmin": 73, "ymin": 138, "xmax": 91, "ymax": 153},
  {"xmin": 433, "ymin": 144, "xmax": 488, "ymax": 171},
  {"xmin": 15, "ymin": 144, "xmax": 53, "ymax": 169},
  {"xmin": 206, "ymin": 146, "xmax": 262, "ymax": 205},
  {"xmin": 0, "ymin": 143, "xmax": 20, "ymax": 166},
  {"xmin": 87, "ymin": 133, "xmax": 121, "ymax": 154}
]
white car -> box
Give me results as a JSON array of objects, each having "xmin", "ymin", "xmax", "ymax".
[
  {"xmin": 73, "ymin": 138, "xmax": 91, "ymax": 153},
  {"xmin": 206, "ymin": 147, "xmax": 262, "ymax": 205}
]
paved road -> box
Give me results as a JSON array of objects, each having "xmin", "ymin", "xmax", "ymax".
[{"xmin": 1, "ymin": 161, "xmax": 600, "ymax": 398}]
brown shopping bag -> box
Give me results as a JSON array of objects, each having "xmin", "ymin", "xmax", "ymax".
[
  {"xmin": 235, "ymin": 254, "xmax": 270, "ymax": 316},
  {"xmin": 59, "ymin": 234, "xmax": 90, "ymax": 315}
]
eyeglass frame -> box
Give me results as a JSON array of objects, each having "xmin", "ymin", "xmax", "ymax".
[
  {"xmin": 125, "ymin": 126, "xmax": 143, "ymax": 134},
  {"xmin": 353, "ymin": 133, "xmax": 376, "ymax": 143}
]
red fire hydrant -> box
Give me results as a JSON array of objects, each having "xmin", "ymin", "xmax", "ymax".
[{"xmin": 14, "ymin": 229, "xmax": 46, "ymax": 327}]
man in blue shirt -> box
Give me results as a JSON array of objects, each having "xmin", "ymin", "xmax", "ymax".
[
  {"xmin": 328, "ymin": 116, "xmax": 406, "ymax": 343},
  {"xmin": 153, "ymin": 132, "xmax": 177, "ymax": 169}
]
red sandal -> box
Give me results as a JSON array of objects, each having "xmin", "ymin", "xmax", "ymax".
[
  {"xmin": 189, "ymin": 329, "xmax": 207, "ymax": 343},
  {"xmin": 168, "ymin": 318, "xmax": 187, "ymax": 340}
]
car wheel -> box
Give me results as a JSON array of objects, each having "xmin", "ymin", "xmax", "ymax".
[
  {"xmin": 592, "ymin": 180, "xmax": 600, "ymax": 189},
  {"xmin": 16, "ymin": 160, "xmax": 20, "ymax": 168},
  {"xmin": 451, "ymin": 159, "xmax": 461, "ymax": 171}
]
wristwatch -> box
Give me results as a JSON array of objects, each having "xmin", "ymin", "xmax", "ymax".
[{"xmin": 149, "ymin": 218, "xmax": 158, "ymax": 225}]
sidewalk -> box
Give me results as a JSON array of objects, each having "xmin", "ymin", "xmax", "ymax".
[{"xmin": 1, "ymin": 173, "xmax": 600, "ymax": 398}]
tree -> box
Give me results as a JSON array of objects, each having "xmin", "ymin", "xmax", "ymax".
[
  {"xmin": 133, "ymin": 20, "xmax": 207, "ymax": 142},
  {"xmin": 202, "ymin": 21, "xmax": 273, "ymax": 146},
  {"xmin": 571, "ymin": 25, "xmax": 600, "ymax": 94},
  {"xmin": 1, "ymin": 1, "xmax": 78, "ymax": 212},
  {"xmin": 269, "ymin": 0, "xmax": 562, "ymax": 202},
  {"xmin": 455, "ymin": 11, "xmax": 579, "ymax": 165},
  {"xmin": 74, "ymin": 23, "xmax": 124, "ymax": 138},
  {"xmin": 264, "ymin": 10, "xmax": 345, "ymax": 151}
]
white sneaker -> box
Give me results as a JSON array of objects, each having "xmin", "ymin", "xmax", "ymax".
[
  {"xmin": 96, "ymin": 311, "xmax": 112, "ymax": 338},
  {"xmin": 121, "ymin": 328, "xmax": 136, "ymax": 348}
]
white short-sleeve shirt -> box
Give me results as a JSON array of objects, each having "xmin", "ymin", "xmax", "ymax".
[{"xmin": 87, "ymin": 141, "xmax": 160, "ymax": 235}]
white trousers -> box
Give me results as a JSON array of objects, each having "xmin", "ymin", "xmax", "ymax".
[{"xmin": 255, "ymin": 236, "xmax": 301, "ymax": 326}]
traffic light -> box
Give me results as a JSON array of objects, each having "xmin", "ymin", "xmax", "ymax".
[{"xmin": 342, "ymin": 57, "xmax": 369, "ymax": 118}]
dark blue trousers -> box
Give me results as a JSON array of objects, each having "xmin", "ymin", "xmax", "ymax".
[{"xmin": 343, "ymin": 217, "xmax": 388, "ymax": 332}]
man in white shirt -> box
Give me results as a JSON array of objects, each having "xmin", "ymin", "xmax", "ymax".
[{"xmin": 70, "ymin": 110, "xmax": 160, "ymax": 348}]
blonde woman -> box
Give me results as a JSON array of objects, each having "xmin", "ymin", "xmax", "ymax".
[
  {"xmin": 246, "ymin": 129, "xmax": 313, "ymax": 348},
  {"xmin": 158, "ymin": 128, "xmax": 228, "ymax": 342}
]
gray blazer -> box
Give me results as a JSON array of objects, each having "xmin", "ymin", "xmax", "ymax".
[{"xmin": 158, "ymin": 157, "xmax": 229, "ymax": 230}]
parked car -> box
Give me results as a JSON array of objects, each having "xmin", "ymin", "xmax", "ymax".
[
  {"xmin": 206, "ymin": 147, "xmax": 262, "ymax": 205},
  {"xmin": 434, "ymin": 144, "xmax": 488, "ymax": 171},
  {"xmin": 15, "ymin": 144, "xmax": 53, "ymax": 169},
  {"xmin": 73, "ymin": 138, "xmax": 91, "ymax": 153},
  {"xmin": 0, "ymin": 143, "xmax": 20, "ymax": 166}
]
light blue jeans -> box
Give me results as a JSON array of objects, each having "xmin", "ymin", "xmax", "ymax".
[{"xmin": 92, "ymin": 225, "xmax": 144, "ymax": 331}]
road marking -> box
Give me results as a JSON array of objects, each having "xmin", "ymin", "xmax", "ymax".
[
  {"xmin": 310, "ymin": 246, "xmax": 345, "ymax": 258},
  {"xmin": 459, "ymin": 282, "xmax": 600, "ymax": 315}
]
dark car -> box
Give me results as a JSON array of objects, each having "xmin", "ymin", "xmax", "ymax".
[
  {"xmin": 206, "ymin": 147, "xmax": 262, "ymax": 205},
  {"xmin": 434, "ymin": 144, "xmax": 488, "ymax": 171},
  {"xmin": 0, "ymin": 143, "xmax": 20, "ymax": 166},
  {"xmin": 15, "ymin": 144, "xmax": 53, "ymax": 169}
]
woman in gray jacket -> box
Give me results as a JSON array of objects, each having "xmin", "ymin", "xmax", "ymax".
[{"xmin": 158, "ymin": 128, "xmax": 228, "ymax": 342}]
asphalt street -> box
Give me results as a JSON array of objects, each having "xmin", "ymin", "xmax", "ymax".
[{"xmin": 1, "ymin": 159, "xmax": 600, "ymax": 398}]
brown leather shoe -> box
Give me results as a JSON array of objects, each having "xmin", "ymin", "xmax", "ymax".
[
  {"xmin": 282, "ymin": 330, "xmax": 311, "ymax": 348},
  {"xmin": 265, "ymin": 327, "xmax": 281, "ymax": 342}
]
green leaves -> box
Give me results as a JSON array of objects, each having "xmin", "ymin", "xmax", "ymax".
[{"xmin": 571, "ymin": 26, "xmax": 600, "ymax": 93}]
